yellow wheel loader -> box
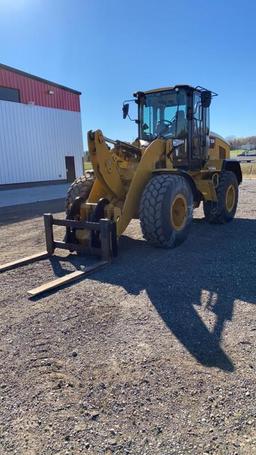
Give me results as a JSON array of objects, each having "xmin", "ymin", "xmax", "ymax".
[
  {"xmin": 65, "ymin": 85, "xmax": 241, "ymax": 252},
  {"xmin": 0, "ymin": 85, "xmax": 242, "ymax": 296}
]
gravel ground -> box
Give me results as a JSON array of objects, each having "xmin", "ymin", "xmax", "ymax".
[{"xmin": 0, "ymin": 180, "xmax": 255, "ymax": 455}]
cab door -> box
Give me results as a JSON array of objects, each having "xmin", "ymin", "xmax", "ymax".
[{"xmin": 192, "ymin": 91, "xmax": 209, "ymax": 167}]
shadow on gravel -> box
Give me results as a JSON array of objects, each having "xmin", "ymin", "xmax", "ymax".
[
  {"xmin": 90, "ymin": 217, "xmax": 256, "ymax": 372},
  {"xmin": 31, "ymin": 217, "xmax": 255, "ymax": 372},
  {"xmin": 0, "ymin": 199, "xmax": 65, "ymax": 226}
]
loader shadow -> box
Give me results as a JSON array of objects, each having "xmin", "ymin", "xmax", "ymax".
[
  {"xmin": 0, "ymin": 198, "xmax": 65, "ymax": 226},
  {"xmin": 47, "ymin": 253, "xmax": 100, "ymax": 278},
  {"xmin": 90, "ymin": 217, "xmax": 256, "ymax": 372},
  {"xmin": 35, "ymin": 217, "xmax": 256, "ymax": 372}
]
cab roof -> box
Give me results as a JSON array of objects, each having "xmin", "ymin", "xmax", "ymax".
[
  {"xmin": 143, "ymin": 85, "xmax": 194, "ymax": 94},
  {"xmin": 134, "ymin": 85, "xmax": 215, "ymax": 96}
]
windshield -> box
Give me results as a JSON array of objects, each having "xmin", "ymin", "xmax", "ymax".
[{"xmin": 139, "ymin": 89, "xmax": 187, "ymax": 141}]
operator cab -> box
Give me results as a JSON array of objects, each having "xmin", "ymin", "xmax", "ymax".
[{"xmin": 123, "ymin": 85, "xmax": 216, "ymax": 170}]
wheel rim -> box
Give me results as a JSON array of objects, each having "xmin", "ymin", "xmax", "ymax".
[
  {"xmin": 225, "ymin": 184, "xmax": 236, "ymax": 212},
  {"xmin": 170, "ymin": 194, "xmax": 187, "ymax": 231}
]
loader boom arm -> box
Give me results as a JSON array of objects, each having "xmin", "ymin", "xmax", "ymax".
[{"xmin": 86, "ymin": 130, "xmax": 165, "ymax": 236}]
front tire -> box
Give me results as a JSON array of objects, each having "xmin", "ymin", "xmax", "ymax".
[
  {"xmin": 139, "ymin": 174, "xmax": 193, "ymax": 248},
  {"xmin": 203, "ymin": 171, "xmax": 238, "ymax": 223}
]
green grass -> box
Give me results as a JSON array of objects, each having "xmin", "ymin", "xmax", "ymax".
[
  {"xmin": 230, "ymin": 149, "xmax": 244, "ymax": 157},
  {"xmin": 84, "ymin": 161, "xmax": 92, "ymax": 171}
]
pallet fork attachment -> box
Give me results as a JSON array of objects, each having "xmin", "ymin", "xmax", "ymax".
[{"xmin": 0, "ymin": 214, "xmax": 117, "ymax": 297}]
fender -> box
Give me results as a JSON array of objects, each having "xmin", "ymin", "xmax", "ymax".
[
  {"xmin": 152, "ymin": 169, "xmax": 201, "ymax": 204},
  {"xmin": 222, "ymin": 159, "xmax": 242, "ymax": 184}
]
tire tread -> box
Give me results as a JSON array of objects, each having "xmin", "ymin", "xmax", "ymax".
[
  {"xmin": 139, "ymin": 174, "xmax": 192, "ymax": 248},
  {"xmin": 65, "ymin": 173, "xmax": 94, "ymax": 215}
]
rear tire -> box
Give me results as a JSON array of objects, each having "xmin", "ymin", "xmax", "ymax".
[
  {"xmin": 203, "ymin": 171, "xmax": 238, "ymax": 223},
  {"xmin": 65, "ymin": 172, "xmax": 94, "ymax": 252},
  {"xmin": 139, "ymin": 174, "xmax": 193, "ymax": 248},
  {"xmin": 65, "ymin": 172, "xmax": 94, "ymax": 217}
]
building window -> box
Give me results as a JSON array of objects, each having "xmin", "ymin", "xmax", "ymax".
[{"xmin": 0, "ymin": 86, "xmax": 20, "ymax": 102}]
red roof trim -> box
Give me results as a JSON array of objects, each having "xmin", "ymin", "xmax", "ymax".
[{"xmin": 0, "ymin": 63, "xmax": 81, "ymax": 95}]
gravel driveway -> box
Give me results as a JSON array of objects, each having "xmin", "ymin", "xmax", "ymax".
[{"xmin": 0, "ymin": 180, "xmax": 255, "ymax": 455}]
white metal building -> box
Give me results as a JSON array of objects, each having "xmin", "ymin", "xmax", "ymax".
[{"xmin": 0, "ymin": 64, "xmax": 84, "ymax": 187}]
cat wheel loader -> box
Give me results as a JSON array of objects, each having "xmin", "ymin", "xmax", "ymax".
[
  {"xmin": 0, "ymin": 85, "xmax": 242, "ymax": 296},
  {"xmin": 65, "ymin": 84, "xmax": 241, "ymax": 249}
]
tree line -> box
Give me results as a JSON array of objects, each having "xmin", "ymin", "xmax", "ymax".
[{"xmin": 228, "ymin": 136, "xmax": 256, "ymax": 150}]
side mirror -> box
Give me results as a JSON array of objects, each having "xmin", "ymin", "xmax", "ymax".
[
  {"xmin": 201, "ymin": 91, "xmax": 212, "ymax": 108},
  {"xmin": 122, "ymin": 103, "xmax": 129, "ymax": 119}
]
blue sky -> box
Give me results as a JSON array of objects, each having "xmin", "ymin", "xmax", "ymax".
[{"xmin": 0, "ymin": 0, "xmax": 256, "ymax": 146}]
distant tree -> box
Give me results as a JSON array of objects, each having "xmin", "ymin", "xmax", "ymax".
[{"xmin": 229, "ymin": 136, "xmax": 256, "ymax": 150}]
